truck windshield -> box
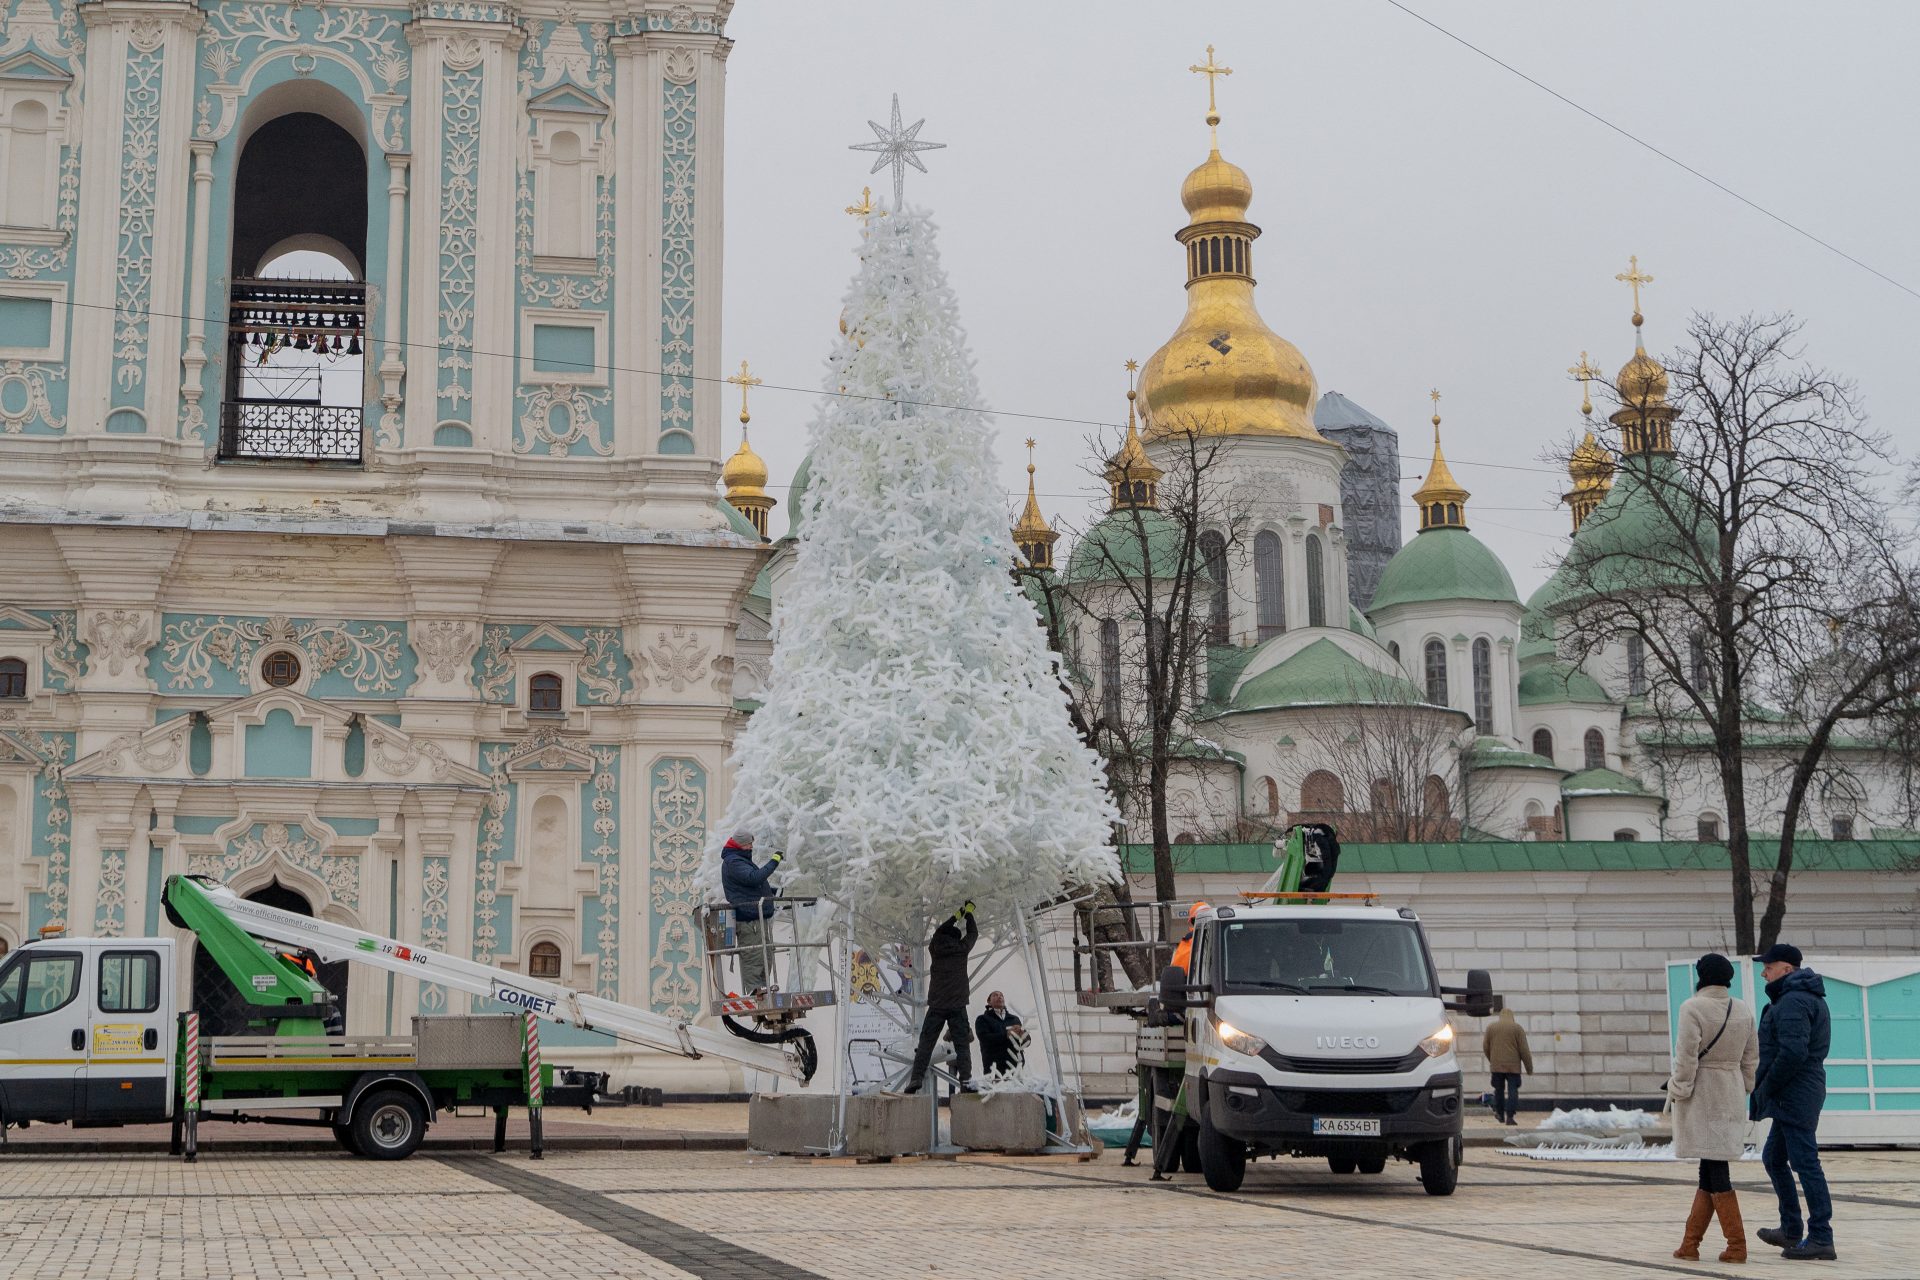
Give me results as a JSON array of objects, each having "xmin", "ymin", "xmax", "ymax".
[{"xmin": 1219, "ymin": 919, "xmax": 1433, "ymax": 997}]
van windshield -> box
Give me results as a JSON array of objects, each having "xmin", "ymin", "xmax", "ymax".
[{"xmin": 1219, "ymin": 918, "xmax": 1434, "ymax": 997}]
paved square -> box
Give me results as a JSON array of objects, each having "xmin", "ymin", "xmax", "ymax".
[{"xmin": 2, "ymin": 1147, "xmax": 1913, "ymax": 1279}]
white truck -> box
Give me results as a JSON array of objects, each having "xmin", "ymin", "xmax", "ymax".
[{"xmin": 1161, "ymin": 896, "xmax": 1496, "ymax": 1194}]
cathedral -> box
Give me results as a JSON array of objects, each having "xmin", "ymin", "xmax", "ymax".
[{"xmin": 0, "ymin": 0, "xmax": 760, "ymax": 1079}]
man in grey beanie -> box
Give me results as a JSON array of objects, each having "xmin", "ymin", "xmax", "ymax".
[{"xmin": 721, "ymin": 831, "xmax": 783, "ymax": 993}]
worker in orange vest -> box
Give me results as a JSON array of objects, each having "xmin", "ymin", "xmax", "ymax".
[{"xmin": 1170, "ymin": 901, "xmax": 1210, "ymax": 973}]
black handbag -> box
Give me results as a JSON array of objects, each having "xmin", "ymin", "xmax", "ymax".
[{"xmin": 1664, "ymin": 1000, "xmax": 1733, "ymax": 1092}]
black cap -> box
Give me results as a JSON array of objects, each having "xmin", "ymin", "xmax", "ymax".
[
  {"xmin": 1755, "ymin": 943, "xmax": 1803, "ymax": 967},
  {"xmin": 1694, "ymin": 952, "xmax": 1735, "ymax": 990}
]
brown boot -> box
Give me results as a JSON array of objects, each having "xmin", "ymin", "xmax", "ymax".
[
  {"xmin": 1673, "ymin": 1188, "xmax": 1713, "ymax": 1260},
  {"xmin": 1712, "ymin": 1190, "xmax": 1747, "ymax": 1263}
]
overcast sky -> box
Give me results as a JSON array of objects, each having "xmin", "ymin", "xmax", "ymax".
[{"xmin": 719, "ymin": 1, "xmax": 1920, "ymax": 596}]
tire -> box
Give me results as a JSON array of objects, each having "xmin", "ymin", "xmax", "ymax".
[
  {"xmin": 1196, "ymin": 1112, "xmax": 1247, "ymax": 1193},
  {"xmin": 1357, "ymin": 1152, "xmax": 1387, "ymax": 1175},
  {"xmin": 350, "ymin": 1089, "xmax": 427, "ymax": 1161},
  {"xmin": 1417, "ymin": 1139, "xmax": 1458, "ymax": 1196},
  {"xmin": 331, "ymin": 1123, "xmax": 361, "ymax": 1155},
  {"xmin": 1327, "ymin": 1154, "xmax": 1357, "ymax": 1174},
  {"xmin": 1181, "ymin": 1124, "xmax": 1203, "ymax": 1174}
]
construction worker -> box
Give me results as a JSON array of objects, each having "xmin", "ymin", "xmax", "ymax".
[
  {"xmin": 721, "ymin": 831, "xmax": 784, "ymax": 994},
  {"xmin": 905, "ymin": 903, "xmax": 978, "ymax": 1094},
  {"xmin": 1170, "ymin": 901, "xmax": 1210, "ymax": 973}
]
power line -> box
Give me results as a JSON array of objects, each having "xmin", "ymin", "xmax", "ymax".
[{"xmin": 1382, "ymin": 0, "xmax": 1920, "ymax": 303}]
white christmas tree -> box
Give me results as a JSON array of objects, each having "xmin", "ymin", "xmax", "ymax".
[{"xmin": 710, "ymin": 208, "xmax": 1118, "ymax": 939}]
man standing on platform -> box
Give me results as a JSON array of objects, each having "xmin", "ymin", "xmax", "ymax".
[{"xmin": 905, "ymin": 903, "xmax": 978, "ymax": 1094}]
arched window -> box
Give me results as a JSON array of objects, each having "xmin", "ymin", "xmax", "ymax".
[
  {"xmin": 5, "ymin": 100, "xmax": 52, "ymax": 228},
  {"xmin": 1423, "ymin": 640, "xmax": 1448, "ymax": 705},
  {"xmin": 528, "ymin": 941, "xmax": 563, "ymax": 980},
  {"xmin": 1531, "ymin": 728, "xmax": 1554, "ymax": 762},
  {"xmin": 1446, "ymin": 502, "xmax": 1460, "ymax": 524},
  {"xmin": 1424, "ymin": 774, "xmax": 1451, "ymax": 817},
  {"xmin": 1471, "ymin": 637, "xmax": 1494, "ymax": 734},
  {"xmin": 1260, "ymin": 776, "xmax": 1280, "ymax": 816},
  {"xmin": 1612, "ymin": 829, "xmax": 1638, "ymax": 843},
  {"xmin": 1689, "ymin": 633, "xmax": 1708, "ymax": 689},
  {"xmin": 1304, "ymin": 534, "xmax": 1327, "ymax": 628},
  {"xmin": 261, "ymin": 650, "xmax": 301, "ymax": 688},
  {"xmin": 1253, "ymin": 530, "xmax": 1285, "ymax": 640},
  {"xmin": 1300, "ymin": 770, "xmax": 1344, "ymax": 812},
  {"xmin": 0, "ymin": 657, "xmax": 25, "ymax": 700},
  {"xmin": 1697, "ymin": 813, "xmax": 1721, "ymax": 842},
  {"xmin": 1388, "ymin": 641, "xmax": 1400, "ymax": 663},
  {"xmin": 1099, "ymin": 619, "xmax": 1121, "ymax": 726},
  {"xmin": 1583, "ymin": 728, "xmax": 1605, "ymax": 771},
  {"xmin": 1830, "ymin": 816, "xmax": 1854, "ymax": 840},
  {"xmin": 529, "ymin": 672, "xmax": 565, "ymax": 714},
  {"xmin": 1626, "ymin": 635, "xmax": 1647, "ymax": 695},
  {"xmin": 1199, "ymin": 530, "xmax": 1229, "ymax": 644},
  {"xmin": 1370, "ymin": 778, "xmax": 1399, "ymax": 812}
]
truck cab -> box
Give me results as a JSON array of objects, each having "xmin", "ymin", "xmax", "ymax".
[
  {"xmin": 1169, "ymin": 900, "xmax": 1493, "ymax": 1194},
  {"xmin": 0, "ymin": 937, "xmax": 177, "ymax": 1128}
]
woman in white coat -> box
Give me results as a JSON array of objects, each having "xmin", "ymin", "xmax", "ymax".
[{"xmin": 1668, "ymin": 952, "xmax": 1760, "ymax": 1263}]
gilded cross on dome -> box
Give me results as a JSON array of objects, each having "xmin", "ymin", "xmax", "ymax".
[
  {"xmin": 1189, "ymin": 44, "xmax": 1232, "ymax": 144},
  {"xmin": 1568, "ymin": 351, "xmax": 1601, "ymax": 416},
  {"xmin": 725, "ymin": 359, "xmax": 761, "ymax": 424},
  {"xmin": 1616, "ymin": 254, "xmax": 1654, "ymax": 325}
]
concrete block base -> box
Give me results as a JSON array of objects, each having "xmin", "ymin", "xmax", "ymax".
[
  {"xmin": 748, "ymin": 1093, "xmax": 930, "ymax": 1158},
  {"xmin": 950, "ymin": 1091, "xmax": 1048, "ymax": 1153}
]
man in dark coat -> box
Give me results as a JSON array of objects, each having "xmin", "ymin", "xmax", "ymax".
[
  {"xmin": 1750, "ymin": 943, "xmax": 1835, "ymax": 1260},
  {"xmin": 719, "ymin": 831, "xmax": 782, "ymax": 993},
  {"xmin": 975, "ymin": 990, "xmax": 1026, "ymax": 1076},
  {"xmin": 904, "ymin": 904, "xmax": 978, "ymax": 1094}
]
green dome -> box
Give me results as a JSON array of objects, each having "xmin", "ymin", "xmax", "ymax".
[
  {"xmin": 785, "ymin": 452, "xmax": 814, "ymax": 538},
  {"xmin": 1228, "ymin": 637, "xmax": 1439, "ymax": 714},
  {"xmin": 1518, "ymin": 660, "xmax": 1611, "ymax": 706},
  {"xmin": 1369, "ymin": 527, "xmax": 1520, "ymax": 613},
  {"xmin": 1066, "ymin": 509, "xmax": 1186, "ymax": 584},
  {"xmin": 1543, "ymin": 457, "xmax": 1712, "ymax": 601},
  {"xmin": 1518, "ymin": 578, "xmax": 1559, "ymax": 663},
  {"xmin": 1347, "ymin": 603, "xmax": 1377, "ymax": 639}
]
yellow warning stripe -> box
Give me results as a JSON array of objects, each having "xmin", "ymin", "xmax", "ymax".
[
  {"xmin": 209, "ymin": 1055, "xmax": 417, "ymax": 1066},
  {"xmin": 1, "ymin": 1058, "xmax": 166, "ymax": 1066}
]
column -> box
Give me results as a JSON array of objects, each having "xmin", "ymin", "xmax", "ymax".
[
  {"xmin": 178, "ymin": 142, "xmax": 215, "ymax": 444},
  {"xmin": 375, "ymin": 154, "xmax": 410, "ymax": 450}
]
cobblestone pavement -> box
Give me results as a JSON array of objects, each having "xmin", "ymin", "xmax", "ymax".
[{"xmin": 2, "ymin": 1147, "xmax": 1913, "ymax": 1279}]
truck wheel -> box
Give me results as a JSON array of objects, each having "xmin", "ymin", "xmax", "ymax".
[
  {"xmin": 351, "ymin": 1089, "xmax": 427, "ymax": 1161},
  {"xmin": 1416, "ymin": 1139, "xmax": 1458, "ymax": 1196},
  {"xmin": 331, "ymin": 1123, "xmax": 361, "ymax": 1155},
  {"xmin": 1357, "ymin": 1153, "xmax": 1387, "ymax": 1174},
  {"xmin": 1327, "ymin": 1154, "xmax": 1357, "ymax": 1174},
  {"xmin": 1196, "ymin": 1114, "xmax": 1246, "ymax": 1193},
  {"xmin": 1181, "ymin": 1125, "xmax": 1203, "ymax": 1174}
]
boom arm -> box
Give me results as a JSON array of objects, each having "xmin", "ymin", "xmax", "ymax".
[
  {"xmin": 162, "ymin": 874, "xmax": 333, "ymax": 1034},
  {"xmin": 163, "ymin": 875, "xmax": 809, "ymax": 1081}
]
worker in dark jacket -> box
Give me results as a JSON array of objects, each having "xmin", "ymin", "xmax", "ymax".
[
  {"xmin": 904, "ymin": 904, "xmax": 978, "ymax": 1094},
  {"xmin": 975, "ymin": 990, "xmax": 1026, "ymax": 1076},
  {"xmin": 1751, "ymin": 943, "xmax": 1835, "ymax": 1261},
  {"xmin": 720, "ymin": 831, "xmax": 782, "ymax": 993}
]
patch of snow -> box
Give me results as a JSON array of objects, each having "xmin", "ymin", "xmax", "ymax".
[{"xmin": 1537, "ymin": 1105, "xmax": 1661, "ymax": 1132}]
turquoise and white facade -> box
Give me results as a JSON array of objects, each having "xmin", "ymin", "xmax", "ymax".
[{"xmin": 0, "ymin": 0, "xmax": 761, "ymax": 1086}]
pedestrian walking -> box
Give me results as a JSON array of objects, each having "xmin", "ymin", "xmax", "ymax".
[
  {"xmin": 905, "ymin": 903, "xmax": 978, "ymax": 1094},
  {"xmin": 719, "ymin": 831, "xmax": 783, "ymax": 994},
  {"xmin": 1668, "ymin": 953, "xmax": 1759, "ymax": 1263},
  {"xmin": 1482, "ymin": 1006, "xmax": 1533, "ymax": 1126},
  {"xmin": 1751, "ymin": 943, "xmax": 1836, "ymax": 1261},
  {"xmin": 975, "ymin": 990, "xmax": 1026, "ymax": 1076}
]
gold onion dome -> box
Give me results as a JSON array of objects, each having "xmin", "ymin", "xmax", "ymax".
[
  {"xmin": 1137, "ymin": 47, "xmax": 1322, "ymax": 443},
  {"xmin": 1411, "ymin": 392, "xmax": 1469, "ymax": 531},
  {"xmin": 722, "ymin": 360, "xmax": 776, "ymax": 539},
  {"xmin": 1569, "ymin": 431, "xmax": 1613, "ymax": 487},
  {"xmin": 1012, "ymin": 438, "xmax": 1059, "ymax": 569},
  {"xmin": 1607, "ymin": 256, "xmax": 1674, "ymax": 455},
  {"xmin": 1105, "ymin": 373, "xmax": 1163, "ymax": 511}
]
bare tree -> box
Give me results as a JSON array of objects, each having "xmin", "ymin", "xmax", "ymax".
[{"xmin": 1550, "ymin": 312, "xmax": 1920, "ymax": 952}]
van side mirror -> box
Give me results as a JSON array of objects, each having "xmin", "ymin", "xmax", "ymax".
[
  {"xmin": 1158, "ymin": 965, "xmax": 1188, "ymax": 1011},
  {"xmin": 1442, "ymin": 968, "xmax": 1499, "ymax": 1018}
]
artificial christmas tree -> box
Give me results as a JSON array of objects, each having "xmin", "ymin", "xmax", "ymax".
[{"xmin": 709, "ymin": 207, "xmax": 1118, "ymax": 942}]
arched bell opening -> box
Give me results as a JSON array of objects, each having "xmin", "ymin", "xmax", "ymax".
[{"xmin": 221, "ymin": 106, "xmax": 369, "ymax": 465}]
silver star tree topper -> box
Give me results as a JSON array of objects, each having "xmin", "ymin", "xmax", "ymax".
[{"xmin": 849, "ymin": 93, "xmax": 945, "ymax": 210}]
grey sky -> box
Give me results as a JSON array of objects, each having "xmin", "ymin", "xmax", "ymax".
[{"xmin": 720, "ymin": 1, "xmax": 1919, "ymax": 596}]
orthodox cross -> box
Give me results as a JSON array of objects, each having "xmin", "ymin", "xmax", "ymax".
[
  {"xmin": 1190, "ymin": 45, "xmax": 1232, "ymax": 119},
  {"xmin": 844, "ymin": 186, "xmax": 882, "ymax": 225},
  {"xmin": 1568, "ymin": 351, "xmax": 1601, "ymax": 415},
  {"xmin": 726, "ymin": 359, "xmax": 761, "ymax": 425},
  {"xmin": 1615, "ymin": 254, "xmax": 1653, "ymax": 324},
  {"xmin": 849, "ymin": 94, "xmax": 946, "ymax": 209}
]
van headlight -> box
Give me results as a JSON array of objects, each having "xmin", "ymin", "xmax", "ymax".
[
  {"xmin": 1213, "ymin": 1016, "xmax": 1267, "ymax": 1057},
  {"xmin": 1418, "ymin": 1022, "xmax": 1456, "ymax": 1058}
]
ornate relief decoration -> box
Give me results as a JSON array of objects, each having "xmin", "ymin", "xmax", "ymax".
[
  {"xmin": 474, "ymin": 625, "xmax": 514, "ymax": 703},
  {"xmin": 656, "ymin": 68, "xmax": 696, "ymax": 452},
  {"xmin": 414, "ymin": 3, "xmax": 518, "ymax": 22},
  {"xmin": 614, "ymin": 6, "xmax": 726, "ymax": 36},
  {"xmin": 579, "ymin": 628, "xmax": 625, "ymax": 704},
  {"xmin": 14, "ymin": 729, "xmax": 73, "ymax": 933},
  {"xmin": 415, "ymin": 618, "xmax": 478, "ymax": 685},
  {"xmin": 92, "ymin": 849, "xmax": 127, "ymax": 937},
  {"xmin": 110, "ymin": 41, "xmax": 164, "ymax": 402},
  {"xmin": 196, "ymin": 6, "xmax": 410, "ymax": 150},
  {"xmin": 513, "ymin": 381, "xmax": 611, "ymax": 456},
  {"xmin": 89, "ymin": 718, "xmax": 191, "ymax": 775},
  {"xmin": 43, "ymin": 610, "xmax": 83, "ymax": 689},
  {"xmin": 515, "ymin": 170, "xmax": 613, "ymax": 310},
  {"xmin": 0, "ymin": 1, "xmax": 82, "ymax": 284},
  {"xmin": 419, "ymin": 854, "xmax": 451, "ymax": 1012},
  {"xmin": 437, "ymin": 52, "xmax": 484, "ymax": 414},
  {"xmin": 517, "ymin": 7, "xmax": 610, "ymax": 97},
  {"xmin": 0, "ymin": 361, "xmax": 66, "ymax": 434},
  {"xmin": 85, "ymin": 609, "xmax": 151, "ymax": 678},
  {"xmin": 647, "ymin": 756, "xmax": 703, "ymax": 1018},
  {"xmin": 587, "ymin": 745, "xmax": 619, "ymax": 998},
  {"xmin": 190, "ymin": 821, "xmax": 360, "ymax": 914},
  {"xmin": 473, "ymin": 743, "xmax": 515, "ymax": 973},
  {"xmin": 633, "ymin": 624, "xmax": 708, "ymax": 694},
  {"xmin": 0, "ymin": 154, "xmax": 80, "ymax": 281},
  {"xmin": 157, "ymin": 614, "xmax": 408, "ymax": 694},
  {"xmin": 706, "ymin": 653, "xmax": 732, "ymax": 696}
]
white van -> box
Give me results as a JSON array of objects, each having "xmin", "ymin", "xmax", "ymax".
[{"xmin": 1164, "ymin": 899, "xmax": 1495, "ymax": 1194}]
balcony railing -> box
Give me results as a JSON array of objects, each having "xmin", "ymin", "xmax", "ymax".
[{"xmin": 218, "ymin": 400, "xmax": 363, "ymax": 463}]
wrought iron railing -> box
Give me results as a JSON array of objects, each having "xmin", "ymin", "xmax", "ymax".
[{"xmin": 217, "ymin": 400, "xmax": 363, "ymax": 462}]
